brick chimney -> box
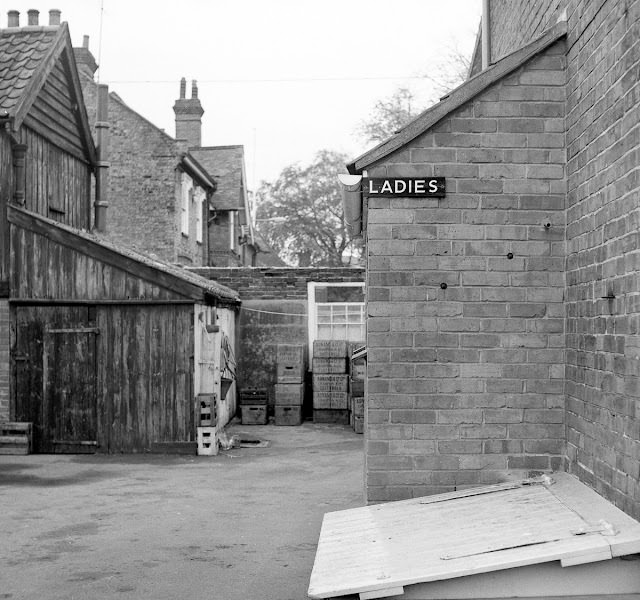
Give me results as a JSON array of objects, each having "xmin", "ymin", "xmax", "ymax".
[
  {"xmin": 173, "ymin": 78, "xmax": 204, "ymax": 148},
  {"xmin": 49, "ymin": 9, "xmax": 61, "ymax": 26},
  {"xmin": 27, "ymin": 9, "xmax": 39, "ymax": 26},
  {"xmin": 7, "ymin": 10, "xmax": 20, "ymax": 27},
  {"xmin": 73, "ymin": 35, "xmax": 98, "ymax": 80}
]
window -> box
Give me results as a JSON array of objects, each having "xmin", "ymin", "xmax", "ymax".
[
  {"xmin": 181, "ymin": 172, "xmax": 193, "ymax": 236},
  {"xmin": 195, "ymin": 188, "xmax": 205, "ymax": 244},
  {"xmin": 308, "ymin": 282, "xmax": 365, "ymax": 362},
  {"xmin": 229, "ymin": 211, "xmax": 236, "ymax": 251}
]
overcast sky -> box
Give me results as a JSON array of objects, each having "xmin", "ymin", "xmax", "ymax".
[{"xmin": 9, "ymin": 1, "xmax": 482, "ymax": 188}]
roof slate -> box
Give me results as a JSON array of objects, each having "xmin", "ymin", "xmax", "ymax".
[
  {"xmin": 0, "ymin": 27, "xmax": 59, "ymax": 114},
  {"xmin": 190, "ymin": 146, "xmax": 245, "ymax": 210}
]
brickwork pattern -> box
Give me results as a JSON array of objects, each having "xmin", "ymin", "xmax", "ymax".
[
  {"xmin": 364, "ymin": 42, "xmax": 567, "ymax": 503},
  {"xmin": 0, "ymin": 300, "xmax": 9, "ymax": 421},
  {"xmin": 81, "ymin": 78, "xmax": 206, "ymax": 265},
  {"xmin": 563, "ymin": 0, "xmax": 640, "ymax": 518}
]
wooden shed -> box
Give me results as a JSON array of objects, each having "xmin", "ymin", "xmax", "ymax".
[{"xmin": 0, "ymin": 14, "xmax": 241, "ymax": 453}]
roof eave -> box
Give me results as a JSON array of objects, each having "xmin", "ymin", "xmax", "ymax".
[{"xmin": 348, "ymin": 20, "xmax": 567, "ymax": 174}]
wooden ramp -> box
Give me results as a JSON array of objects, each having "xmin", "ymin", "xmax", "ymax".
[{"xmin": 308, "ymin": 473, "xmax": 640, "ymax": 599}]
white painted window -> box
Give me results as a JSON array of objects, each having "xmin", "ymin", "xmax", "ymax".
[
  {"xmin": 229, "ymin": 211, "xmax": 236, "ymax": 250},
  {"xmin": 181, "ymin": 172, "xmax": 193, "ymax": 236},
  {"xmin": 307, "ymin": 282, "xmax": 365, "ymax": 362},
  {"xmin": 195, "ymin": 188, "xmax": 205, "ymax": 244}
]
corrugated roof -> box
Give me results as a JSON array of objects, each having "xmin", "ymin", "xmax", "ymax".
[
  {"xmin": 190, "ymin": 146, "xmax": 245, "ymax": 211},
  {"xmin": 0, "ymin": 26, "xmax": 58, "ymax": 115}
]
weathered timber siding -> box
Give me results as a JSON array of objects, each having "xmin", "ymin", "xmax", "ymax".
[
  {"xmin": 0, "ymin": 300, "xmax": 9, "ymax": 421},
  {"xmin": 20, "ymin": 126, "xmax": 91, "ymax": 229},
  {"xmin": 24, "ymin": 52, "xmax": 88, "ymax": 162},
  {"xmin": 364, "ymin": 41, "xmax": 567, "ymax": 503},
  {"xmin": 10, "ymin": 223, "xmax": 182, "ymax": 301},
  {"xmin": 96, "ymin": 304, "xmax": 194, "ymax": 452},
  {"xmin": 0, "ymin": 133, "xmax": 12, "ymax": 283}
]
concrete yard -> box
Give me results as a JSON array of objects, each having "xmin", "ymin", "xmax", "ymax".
[{"xmin": 0, "ymin": 422, "xmax": 364, "ymax": 600}]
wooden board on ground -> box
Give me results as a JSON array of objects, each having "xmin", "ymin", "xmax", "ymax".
[{"xmin": 308, "ymin": 472, "xmax": 640, "ymax": 599}]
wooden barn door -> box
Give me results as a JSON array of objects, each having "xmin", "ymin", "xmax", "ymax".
[
  {"xmin": 13, "ymin": 306, "xmax": 98, "ymax": 453},
  {"xmin": 42, "ymin": 327, "xmax": 98, "ymax": 453}
]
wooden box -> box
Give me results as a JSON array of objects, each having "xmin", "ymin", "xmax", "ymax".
[
  {"xmin": 313, "ymin": 357, "xmax": 348, "ymax": 374},
  {"xmin": 276, "ymin": 343, "xmax": 305, "ymax": 364},
  {"xmin": 313, "ymin": 374, "xmax": 349, "ymax": 393},
  {"xmin": 0, "ymin": 422, "xmax": 33, "ymax": 455},
  {"xmin": 275, "ymin": 405, "xmax": 303, "ymax": 426},
  {"xmin": 274, "ymin": 383, "xmax": 305, "ymax": 406},
  {"xmin": 352, "ymin": 396, "xmax": 364, "ymax": 417},
  {"xmin": 314, "ymin": 391, "xmax": 349, "ymax": 410},
  {"xmin": 276, "ymin": 362, "xmax": 305, "ymax": 383},
  {"xmin": 313, "ymin": 339, "xmax": 348, "ymax": 358},
  {"xmin": 197, "ymin": 426, "xmax": 218, "ymax": 456},
  {"xmin": 313, "ymin": 409, "xmax": 350, "ymax": 424},
  {"xmin": 350, "ymin": 380, "xmax": 365, "ymax": 397},
  {"xmin": 353, "ymin": 416, "xmax": 364, "ymax": 434},
  {"xmin": 239, "ymin": 388, "xmax": 268, "ymax": 405},
  {"xmin": 197, "ymin": 393, "xmax": 217, "ymax": 427},
  {"xmin": 241, "ymin": 404, "xmax": 268, "ymax": 425}
]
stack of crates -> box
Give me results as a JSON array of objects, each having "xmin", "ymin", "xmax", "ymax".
[
  {"xmin": 274, "ymin": 344, "xmax": 305, "ymax": 426},
  {"xmin": 350, "ymin": 345, "xmax": 366, "ymax": 434},
  {"xmin": 239, "ymin": 388, "xmax": 268, "ymax": 425},
  {"xmin": 197, "ymin": 393, "xmax": 218, "ymax": 455},
  {"xmin": 312, "ymin": 340, "xmax": 349, "ymax": 424}
]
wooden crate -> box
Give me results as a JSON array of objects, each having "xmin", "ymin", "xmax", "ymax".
[
  {"xmin": 313, "ymin": 374, "xmax": 349, "ymax": 393},
  {"xmin": 0, "ymin": 422, "xmax": 32, "ymax": 455},
  {"xmin": 274, "ymin": 383, "xmax": 305, "ymax": 406},
  {"xmin": 239, "ymin": 388, "xmax": 268, "ymax": 405},
  {"xmin": 313, "ymin": 409, "xmax": 350, "ymax": 424},
  {"xmin": 241, "ymin": 404, "xmax": 268, "ymax": 425},
  {"xmin": 351, "ymin": 359, "xmax": 366, "ymax": 381},
  {"xmin": 275, "ymin": 405, "xmax": 303, "ymax": 426},
  {"xmin": 314, "ymin": 391, "xmax": 348, "ymax": 410},
  {"xmin": 197, "ymin": 427, "xmax": 218, "ymax": 456},
  {"xmin": 276, "ymin": 344, "xmax": 305, "ymax": 364},
  {"xmin": 352, "ymin": 396, "xmax": 364, "ymax": 417},
  {"xmin": 350, "ymin": 380, "xmax": 365, "ymax": 397},
  {"xmin": 197, "ymin": 393, "xmax": 217, "ymax": 427},
  {"xmin": 313, "ymin": 340, "xmax": 348, "ymax": 358},
  {"xmin": 276, "ymin": 362, "xmax": 305, "ymax": 383},
  {"xmin": 353, "ymin": 416, "xmax": 364, "ymax": 434},
  {"xmin": 313, "ymin": 357, "xmax": 348, "ymax": 374}
]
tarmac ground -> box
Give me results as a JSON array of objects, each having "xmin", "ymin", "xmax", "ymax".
[{"xmin": 0, "ymin": 421, "xmax": 364, "ymax": 600}]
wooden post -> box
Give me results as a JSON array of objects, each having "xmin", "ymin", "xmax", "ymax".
[{"xmin": 94, "ymin": 84, "xmax": 110, "ymax": 232}]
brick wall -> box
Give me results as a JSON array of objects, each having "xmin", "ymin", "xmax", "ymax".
[
  {"xmin": 191, "ymin": 267, "xmax": 365, "ymax": 409},
  {"xmin": 563, "ymin": 0, "xmax": 640, "ymax": 518},
  {"xmin": 0, "ymin": 300, "xmax": 9, "ymax": 421},
  {"xmin": 81, "ymin": 77, "xmax": 207, "ymax": 265},
  {"xmin": 364, "ymin": 42, "xmax": 567, "ymax": 503}
]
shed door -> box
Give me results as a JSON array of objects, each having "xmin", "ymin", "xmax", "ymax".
[{"xmin": 42, "ymin": 327, "xmax": 98, "ymax": 453}]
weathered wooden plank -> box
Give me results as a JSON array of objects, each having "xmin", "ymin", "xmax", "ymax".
[{"xmin": 96, "ymin": 307, "xmax": 109, "ymax": 452}]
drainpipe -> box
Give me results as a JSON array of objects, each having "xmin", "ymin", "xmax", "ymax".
[
  {"xmin": 94, "ymin": 84, "xmax": 110, "ymax": 232},
  {"xmin": 482, "ymin": 0, "xmax": 491, "ymax": 69}
]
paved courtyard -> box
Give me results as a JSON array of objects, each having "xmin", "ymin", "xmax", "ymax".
[{"xmin": 0, "ymin": 422, "xmax": 364, "ymax": 600}]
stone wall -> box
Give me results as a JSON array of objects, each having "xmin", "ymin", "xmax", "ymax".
[{"xmin": 363, "ymin": 41, "xmax": 567, "ymax": 503}]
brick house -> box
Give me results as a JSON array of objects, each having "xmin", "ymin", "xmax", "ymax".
[
  {"xmin": 75, "ymin": 43, "xmax": 257, "ymax": 267},
  {"xmin": 0, "ymin": 10, "xmax": 240, "ymax": 453},
  {"xmin": 348, "ymin": 0, "xmax": 640, "ymax": 517}
]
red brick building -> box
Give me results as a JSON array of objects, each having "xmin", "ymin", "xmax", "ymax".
[{"xmin": 349, "ymin": 0, "xmax": 640, "ymax": 517}]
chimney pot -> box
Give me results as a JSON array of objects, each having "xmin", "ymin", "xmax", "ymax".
[
  {"xmin": 83, "ymin": 35, "xmax": 90, "ymax": 49},
  {"xmin": 27, "ymin": 9, "xmax": 39, "ymax": 26},
  {"xmin": 192, "ymin": 80, "xmax": 199, "ymax": 99},
  {"xmin": 49, "ymin": 9, "xmax": 61, "ymax": 26},
  {"xmin": 180, "ymin": 78, "xmax": 186, "ymax": 99},
  {"xmin": 8, "ymin": 10, "xmax": 19, "ymax": 27}
]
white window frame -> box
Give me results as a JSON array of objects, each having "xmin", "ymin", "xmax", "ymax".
[
  {"xmin": 307, "ymin": 281, "xmax": 365, "ymax": 364},
  {"xmin": 195, "ymin": 188, "xmax": 205, "ymax": 244},
  {"xmin": 181, "ymin": 172, "xmax": 193, "ymax": 236}
]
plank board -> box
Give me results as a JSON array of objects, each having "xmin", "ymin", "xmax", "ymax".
[{"xmin": 308, "ymin": 473, "xmax": 640, "ymax": 599}]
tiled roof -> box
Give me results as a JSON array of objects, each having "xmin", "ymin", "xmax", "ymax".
[
  {"xmin": 190, "ymin": 146, "xmax": 245, "ymax": 210},
  {"xmin": 0, "ymin": 27, "xmax": 59, "ymax": 115}
]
